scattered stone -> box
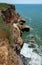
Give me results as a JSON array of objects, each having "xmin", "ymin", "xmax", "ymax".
[{"xmin": 28, "ymin": 35, "xmax": 35, "ymax": 43}]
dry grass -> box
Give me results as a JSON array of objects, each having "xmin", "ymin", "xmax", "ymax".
[{"xmin": 0, "ymin": 24, "xmax": 12, "ymax": 41}]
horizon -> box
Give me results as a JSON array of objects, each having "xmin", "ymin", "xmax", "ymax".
[
  {"xmin": 0, "ymin": 0, "xmax": 42, "ymax": 4},
  {"xmin": 0, "ymin": 3, "xmax": 42, "ymax": 5}
]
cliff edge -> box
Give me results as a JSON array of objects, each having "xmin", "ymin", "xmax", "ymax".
[{"xmin": 0, "ymin": 3, "xmax": 30, "ymax": 65}]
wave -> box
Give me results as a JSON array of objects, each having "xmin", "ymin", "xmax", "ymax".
[
  {"xmin": 30, "ymin": 27, "xmax": 34, "ymax": 31},
  {"xmin": 20, "ymin": 43, "xmax": 42, "ymax": 65}
]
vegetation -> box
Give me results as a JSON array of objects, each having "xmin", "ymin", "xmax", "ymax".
[
  {"xmin": 0, "ymin": 3, "xmax": 9, "ymax": 24},
  {"xmin": 0, "ymin": 3, "xmax": 9, "ymax": 10}
]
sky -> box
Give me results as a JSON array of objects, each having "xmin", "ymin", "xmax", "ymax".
[{"xmin": 0, "ymin": 0, "xmax": 42, "ymax": 4}]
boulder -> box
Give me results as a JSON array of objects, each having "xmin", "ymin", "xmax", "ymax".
[
  {"xmin": 18, "ymin": 18, "xmax": 26, "ymax": 23},
  {"xmin": 21, "ymin": 25, "xmax": 30, "ymax": 32},
  {"xmin": 28, "ymin": 35, "xmax": 35, "ymax": 43},
  {"xmin": 17, "ymin": 23, "xmax": 30, "ymax": 32}
]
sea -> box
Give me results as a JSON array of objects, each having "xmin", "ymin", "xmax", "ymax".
[{"xmin": 15, "ymin": 4, "xmax": 42, "ymax": 65}]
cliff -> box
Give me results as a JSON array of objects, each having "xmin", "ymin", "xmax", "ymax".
[{"xmin": 0, "ymin": 3, "xmax": 30, "ymax": 65}]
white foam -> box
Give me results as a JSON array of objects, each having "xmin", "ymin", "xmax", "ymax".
[
  {"xmin": 20, "ymin": 43, "xmax": 33, "ymax": 58},
  {"xmin": 30, "ymin": 27, "xmax": 34, "ymax": 31},
  {"xmin": 29, "ymin": 52, "xmax": 41, "ymax": 65},
  {"xmin": 35, "ymin": 34, "xmax": 41, "ymax": 41},
  {"xmin": 20, "ymin": 43, "xmax": 41, "ymax": 65}
]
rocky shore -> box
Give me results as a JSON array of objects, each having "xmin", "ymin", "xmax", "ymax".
[{"xmin": 0, "ymin": 4, "xmax": 30, "ymax": 65}]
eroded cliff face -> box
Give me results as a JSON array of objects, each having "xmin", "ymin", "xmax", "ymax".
[
  {"xmin": 0, "ymin": 39, "xmax": 24, "ymax": 65},
  {"xmin": 0, "ymin": 39, "xmax": 8, "ymax": 65},
  {"xmin": 0, "ymin": 4, "xmax": 30, "ymax": 65}
]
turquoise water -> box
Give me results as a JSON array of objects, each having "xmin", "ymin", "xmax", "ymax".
[
  {"xmin": 15, "ymin": 4, "xmax": 42, "ymax": 65},
  {"xmin": 15, "ymin": 4, "xmax": 42, "ymax": 43}
]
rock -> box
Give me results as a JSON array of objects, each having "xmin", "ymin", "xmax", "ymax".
[
  {"xmin": 12, "ymin": 23, "xmax": 23, "ymax": 53},
  {"xmin": 28, "ymin": 35, "xmax": 35, "ymax": 43},
  {"xmin": 8, "ymin": 47, "xmax": 23, "ymax": 65},
  {"xmin": 12, "ymin": 23, "xmax": 23, "ymax": 46},
  {"xmin": 21, "ymin": 25, "xmax": 30, "ymax": 32},
  {"xmin": 0, "ymin": 4, "xmax": 30, "ymax": 65},
  {"xmin": 28, "ymin": 44, "xmax": 36, "ymax": 48},
  {"xmin": 29, "ymin": 39, "xmax": 35, "ymax": 43},
  {"xmin": 0, "ymin": 39, "xmax": 8, "ymax": 65},
  {"xmin": 1, "ymin": 4, "xmax": 30, "ymax": 32},
  {"xmin": 17, "ymin": 23, "xmax": 30, "ymax": 32},
  {"xmin": 1, "ymin": 8, "xmax": 14, "ymax": 24},
  {"xmin": 18, "ymin": 18, "xmax": 26, "ymax": 23},
  {"xmin": 10, "ymin": 5, "xmax": 16, "ymax": 10},
  {"xmin": 16, "ymin": 13, "xmax": 20, "ymax": 17},
  {"xmin": 12, "ymin": 23, "xmax": 21, "ymax": 38},
  {"xmin": 0, "ymin": 39, "xmax": 23, "ymax": 65},
  {"xmin": 20, "ymin": 18, "xmax": 26, "ymax": 23},
  {"xmin": 17, "ymin": 37, "xmax": 23, "ymax": 46}
]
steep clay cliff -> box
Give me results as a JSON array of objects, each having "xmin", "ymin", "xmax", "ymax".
[{"xmin": 0, "ymin": 3, "xmax": 30, "ymax": 65}]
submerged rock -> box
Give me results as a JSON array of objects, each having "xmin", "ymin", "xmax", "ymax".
[{"xmin": 28, "ymin": 35, "xmax": 35, "ymax": 43}]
